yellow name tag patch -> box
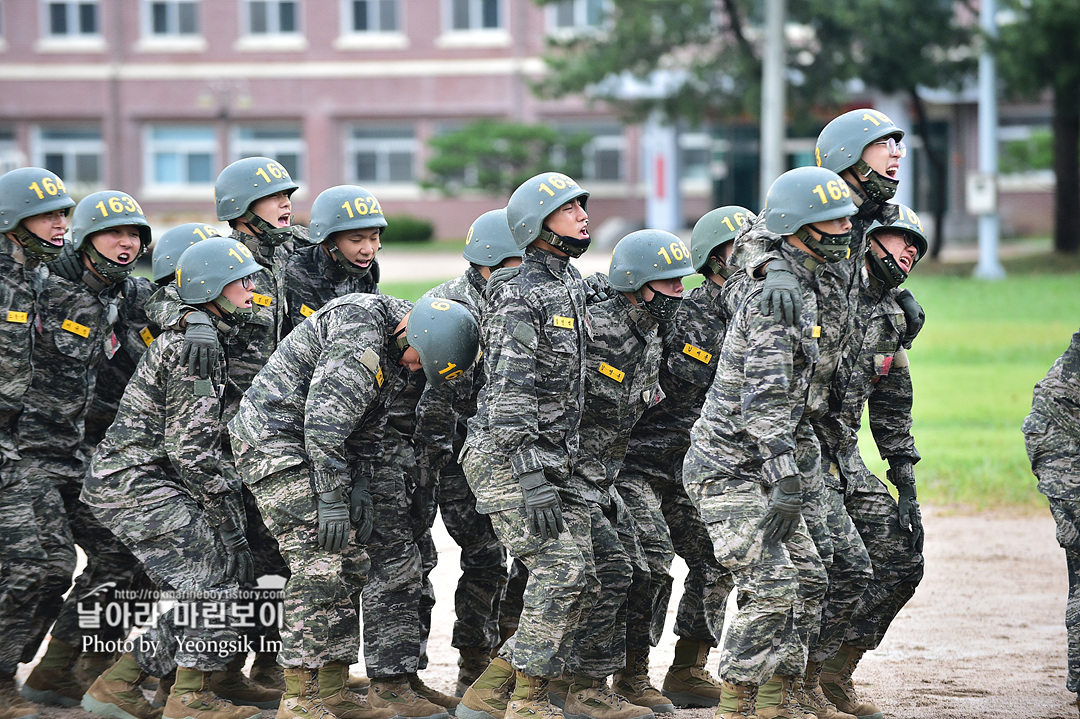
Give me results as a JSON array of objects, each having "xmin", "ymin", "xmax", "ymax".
[
  {"xmin": 300, "ymin": 304, "xmax": 315, "ymax": 318},
  {"xmin": 62, "ymin": 319, "xmax": 91, "ymax": 338},
  {"xmin": 375, "ymin": 366, "xmax": 384, "ymax": 387},
  {"xmin": 553, "ymin": 316, "xmax": 574, "ymax": 329},
  {"xmin": 811, "ymin": 326, "xmax": 821, "ymax": 338},
  {"xmin": 7, "ymin": 311, "xmax": 29, "ymax": 324},
  {"xmin": 140, "ymin": 327, "xmax": 155, "ymax": 347},
  {"xmin": 598, "ymin": 362, "xmax": 625, "ymax": 382},
  {"xmin": 252, "ymin": 293, "xmax": 273, "ymax": 307},
  {"xmin": 682, "ymin": 343, "xmax": 712, "ymax": 364}
]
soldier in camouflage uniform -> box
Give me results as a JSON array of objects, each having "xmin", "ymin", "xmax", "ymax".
[
  {"xmin": 8, "ymin": 190, "xmax": 152, "ymax": 711},
  {"xmin": 0, "ymin": 167, "xmax": 75, "ymax": 719},
  {"xmin": 80, "ymin": 236, "xmax": 269, "ymax": 719},
  {"xmin": 228, "ymin": 293, "xmax": 479, "ymax": 719},
  {"xmin": 614, "ymin": 208, "xmax": 750, "ymax": 711},
  {"xmin": 413, "ymin": 208, "xmax": 522, "ymax": 696},
  {"xmin": 146, "ymin": 158, "xmax": 301, "ymax": 695},
  {"xmin": 683, "ymin": 167, "xmax": 852, "ymax": 719},
  {"xmin": 459, "ymin": 172, "xmax": 592, "ymax": 719},
  {"xmin": 1025, "ymin": 325, "xmax": 1080, "ymax": 718}
]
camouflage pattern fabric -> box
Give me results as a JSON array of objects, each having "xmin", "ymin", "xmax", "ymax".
[
  {"xmin": 282, "ymin": 245, "xmax": 379, "ymax": 334},
  {"xmin": 0, "ymin": 476, "xmax": 49, "ymax": 675}
]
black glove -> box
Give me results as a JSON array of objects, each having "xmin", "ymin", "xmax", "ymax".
[
  {"xmin": 584, "ymin": 274, "xmax": 614, "ymax": 303},
  {"xmin": 895, "ymin": 289, "xmax": 925, "ymax": 349},
  {"xmin": 758, "ymin": 475, "xmax": 802, "ymax": 544},
  {"xmin": 317, "ymin": 488, "xmax": 351, "ymax": 553},
  {"xmin": 519, "ymin": 470, "xmax": 565, "ymax": 541},
  {"xmin": 759, "ymin": 260, "xmax": 802, "ymax": 326},
  {"xmin": 888, "ymin": 462, "xmax": 924, "ymax": 553},
  {"xmin": 349, "ymin": 481, "xmax": 374, "ymax": 544},
  {"xmin": 180, "ymin": 311, "xmax": 219, "ymax": 379},
  {"xmin": 218, "ymin": 518, "xmax": 255, "ymax": 584}
]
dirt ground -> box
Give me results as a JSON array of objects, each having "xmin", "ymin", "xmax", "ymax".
[{"xmin": 21, "ymin": 506, "xmax": 1076, "ymax": 719}]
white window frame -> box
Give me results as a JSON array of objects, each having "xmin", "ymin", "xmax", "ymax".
[
  {"xmin": 334, "ymin": 0, "xmax": 407, "ymax": 49},
  {"xmin": 38, "ymin": 0, "xmax": 104, "ymax": 51},
  {"xmin": 0, "ymin": 129, "xmax": 21, "ymax": 175},
  {"xmin": 230, "ymin": 124, "xmax": 306, "ymax": 183},
  {"xmin": 237, "ymin": 0, "xmax": 305, "ymax": 50},
  {"xmin": 678, "ymin": 130, "xmax": 712, "ymax": 191},
  {"xmin": 436, "ymin": 0, "xmax": 507, "ymax": 48},
  {"xmin": 346, "ymin": 124, "xmax": 417, "ymax": 187},
  {"xmin": 546, "ymin": 0, "xmax": 608, "ymax": 36},
  {"xmin": 142, "ymin": 124, "xmax": 217, "ymax": 199},
  {"xmin": 142, "ymin": 0, "xmax": 199, "ymax": 37},
  {"xmin": 581, "ymin": 129, "xmax": 624, "ymax": 183},
  {"xmin": 31, "ymin": 124, "xmax": 105, "ymax": 190}
]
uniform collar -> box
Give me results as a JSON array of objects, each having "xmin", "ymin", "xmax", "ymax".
[{"xmin": 526, "ymin": 244, "xmax": 571, "ymax": 277}]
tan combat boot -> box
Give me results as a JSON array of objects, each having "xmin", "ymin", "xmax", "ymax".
[
  {"xmin": 0, "ymin": 671, "xmax": 40, "ymax": 719},
  {"xmin": 316, "ymin": 663, "xmax": 395, "ymax": 719},
  {"xmin": 368, "ymin": 675, "xmax": 449, "ymax": 719},
  {"xmin": 251, "ymin": 653, "xmax": 286, "ymax": 692},
  {"xmin": 755, "ymin": 675, "xmax": 811, "ymax": 719},
  {"xmin": 153, "ymin": 671, "xmax": 177, "ymax": 708},
  {"xmin": 660, "ymin": 640, "xmax": 722, "ymax": 708},
  {"xmin": 458, "ymin": 657, "xmax": 515, "ymax": 719},
  {"xmin": 81, "ymin": 653, "xmax": 162, "ymax": 719},
  {"xmin": 799, "ymin": 662, "xmax": 855, "ymax": 719},
  {"xmin": 545, "ymin": 674, "xmax": 570, "ymax": 710},
  {"xmin": 819, "ymin": 648, "xmax": 882, "ymax": 719},
  {"xmin": 347, "ymin": 674, "xmax": 370, "ymax": 694},
  {"xmin": 611, "ymin": 650, "xmax": 673, "ymax": 715},
  {"xmin": 77, "ymin": 652, "xmax": 119, "ymax": 693},
  {"xmin": 162, "ymin": 667, "xmax": 262, "ymax": 719},
  {"xmin": 715, "ymin": 681, "xmax": 757, "ymax": 719},
  {"xmin": 458, "ymin": 649, "xmax": 492, "ymax": 698},
  {"xmin": 504, "ymin": 671, "xmax": 560, "ymax": 719},
  {"xmin": 278, "ymin": 667, "xmax": 335, "ymax": 719},
  {"xmin": 562, "ymin": 676, "xmax": 653, "ymax": 719},
  {"xmin": 408, "ymin": 673, "xmax": 460, "ymax": 714},
  {"xmin": 207, "ymin": 656, "xmax": 282, "ymax": 709},
  {"xmin": 21, "ymin": 637, "xmax": 83, "ymax": 707}
]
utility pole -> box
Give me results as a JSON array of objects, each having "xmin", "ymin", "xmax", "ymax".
[{"xmin": 759, "ymin": 0, "xmax": 786, "ymax": 201}]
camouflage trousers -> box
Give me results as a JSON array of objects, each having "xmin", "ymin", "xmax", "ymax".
[
  {"xmin": 0, "ymin": 471, "xmax": 51, "ymax": 675},
  {"xmin": 363, "ymin": 436, "xmax": 423, "ymax": 678},
  {"xmin": 605, "ymin": 490, "xmax": 653, "ymax": 659},
  {"xmin": 438, "ymin": 462, "xmax": 507, "ymax": 651},
  {"xmin": 498, "ymin": 558, "xmax": 528, "ymax": 641},
  {"xmin": 462, "ymin": 448, "xmax": 589, "ymax": 679},
  {"xmin": 810, "ymin": 481, "xmax": 872, "ymax": 664},
  {"xmin": 683, "ymin": 446, "xmax": 827, "ymax": 686},
  {"xmin": 1047, "ymin": 497, "xmax": 1080, "ymax": 692},
  {"xmin": 416, "ymin": 525, "xmax": 437, "ymax": 671},
  {"xmin": 93, "ymin": 496, "xmax": 240, "ymax": 672},
  {"xmin": 842, "ymin": 473, "xmax": 924, "ymax": 652},
  {"xmin": 249, "ymin": 466, "xmax": 371, "ymax": 668}
]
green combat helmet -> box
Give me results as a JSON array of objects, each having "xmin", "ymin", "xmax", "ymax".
[
  {"xmin": 152, "ymin": 222, "xmax": 221, "ymax": 284},
  {"xmin": 72, "ymin": 190, "xmax": 152, "ymax": 282},
  {"xmin": 0, "ymin": 167, "xmax": 76, "ymax": 261},
  {"xmin": 690, "ymin": 205, "xmax": 752, "ymax": 279},
  {"xmin": 214, "ymin": 156, "xmax": 299, "ymax": 245},
  {"xmin": 402, "ymin": 296, "xmax": 481, "ymax": 387},
  {"xmin": 463, "ymin": 207, "xmax": 522, "ymax": 267},
  {"xmin": 176, "ymin": 236, "xmax": 265, "ymax": 326},
  {"xmin": 764, "ymin": 166, "xmax": 858, "ymax": 263},
  {"xmin": 608, "ymin": 229, "xmax": 694, "ymax": 322},
  {"xmin": 866, "ymin": 204, "xmax": 928, "ymax": 288},
  {"xmin": 307, "ymin": 184, "xmax": 387, "ymax": 277},
  {"xmin": 506, "ymin": 171, "xmax": 590, "ymax": 256},
  {"xmin": 815, "ymin": 108, "xmax": 905, "ymax": 203}
]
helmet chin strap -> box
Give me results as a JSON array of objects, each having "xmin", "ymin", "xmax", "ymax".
[
  {"xmin": 634, "ymin": 283, "xmax": 682, "ymax": 322},
  {"xmin": 706, "ymin": 256, "xmax": 734, "ymax": 280},
  {"xmin": 537, "ymin": 227, "xmax": 591, "ymax": 258},
  {"xmin": 867, "ymin": 240, "xmax": 910, "ymax": 288},
  {"xmin": 211, "ymin": 295, "xmax": 256, "ymax": 328},
  {"xmin": 852, "ymin": 159, "xmax": 899, "ymax": 204},
  {"xmin": 795, "ymin": 225, "xmax": 853, "ymax": 263},
  {"xmin": 12, "ymin": 226, "xmax": 64, "ymax": 261},
  {"xmin": 327, "ymin": 243, "xmax": 372, "ymax": 277},
  {"xmin": 241, "ymin": 210, "xmax": 295, "ymax": 247},
  {"xmin": 84, "ymin": 244, "xmax": 137, "ymax": 283}
]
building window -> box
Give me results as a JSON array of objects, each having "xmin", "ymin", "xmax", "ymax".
[
  {"xmin": 548, "ymin": 0, "xmax": 606, "ymax": 30},
  {"xmin": 145, "ymin": 125, "xmax": 216, "ymax": 187},
  {"xmin": 555, "ymin": 123, "xmax": 623, "ymax": 182},
  {"xmin": 244, "ymin": 0, "xmax": 298, "ymax": 34},
  {"xmin": 44, "ymin": 1, "xmax": 99, "ymax": 37},
  {"xmin": 231, "ymin": 125, "xmax": 304, "ymax": 182},
  {"xmin": 347, "ymin": 125, "xmax": 416, "ymax": 184},
  {"xmin": 0, "ymin": 129, "xmax": 20, "ymax": 175},
  {"xmin": 144, "ymin": 0, "xmax": 198, "ymax": 36},
  {"xmin": 448, "ymin": 0, "xmax": 499, "ymax": 30},
  {"xmin": 33, "ymin": 125, "xmax": 103, "ymax": 187},
  {"xmin": 679, "ymin": 131, "xmax": 711, "ymax": 184},
  {"xmin": 347, "ymin": 0, "xmax": 398, "ymax": 32}
]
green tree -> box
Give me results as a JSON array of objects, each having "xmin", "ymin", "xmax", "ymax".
[
  {"xmin": 424, "ymin": 119, "xmax": 589, "ymax": 196},
  {"xmin": 996, "ymin": 0, "xmax": 1080, "ymax": 253}
]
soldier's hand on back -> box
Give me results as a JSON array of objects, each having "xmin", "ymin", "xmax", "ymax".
[
  {"xmin": 519, "ymin": 470, "xmax": 565, "ymax": 541},
  {"xmin": 317, "ymin": 489, "xmax": 351, "ymax": 552},
  {"xmin": 758, "ymin": 475, "xmax": 802, "ymax": 543},
  {"xmin": 180, "ymin": 311, "xmax": 219, "ymax": 379},
  {"xmin": 759, "ymin": 260, "xmax": 802, "ymax": 326}
]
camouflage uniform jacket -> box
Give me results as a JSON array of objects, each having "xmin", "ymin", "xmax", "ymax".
[
  {"xmin": 283, "ymin": 244, "xmax": 379, "ymax": 334},
  {"xmin": 146, "ymin": 228, "xmax": 293, "ymax": 422},
  {"xmin": 0, "ymin": 236, "xmax": 47, "ymax": 469},
  {"xmin": 464, "ymin": 245, "xmax": 588, "ymax": 512},
  {"xmin": 812, "ymin": 269, "xmax": 917, "ymax": 491},
  {"xmin": 413, "ymin": 267, "xmax": 486, "ymax": 475},
  {"xmin": 620, "ymin": 279, "xmax": 727, "ymax": 485},
  {"xmin": 227, "ymin": 293, "xmax": 412, "ymax": 493},
  {"xmin": 687, "ymin": 241, "xmax": 824, "ymax": 502},
  {"xmin": 571, "ymin": 282, "xmax": 662, "ymax": 505},
  {"xmin": 82, "ymin": 328, "xmax": 233, "ymax": 511},
  {"xmin": 1024, "ymin": 327, "xmax": 1080, "ymax": 500},
  {"xmin": 16, "ymin": 267, "xmax": 126, "ymax": 474}
]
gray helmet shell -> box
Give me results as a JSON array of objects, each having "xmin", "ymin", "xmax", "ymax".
[
  {"xmin": 176, "ymin": 236, "xmax": 265, "ymax": 303},
  {"xmin": 815, "ymin": 109, "xmax": 905, "ymax": 174},
  {"xmin": 608, "ymin": 229, "xmax": 694, "ymax": 293},
  {"xmin": 72, "ymin": 190, "xmax": 152, "ymax": 255},
  {"xmin": 506, "ymin": 172, "xmax": 589, "ymax": 250},
  {"xmin": 0, "ymin": 167, "xmax": 76, "ymax": 232},
  {"xmin": 463, "ymin": 208, "xmax": 522, "ymax": 266},
  {"xmin": 407, "ymin": 296, "xmax": 481, "ymax": 388},
  {"xmin": 308, "ymin": 184, "xmax": 388, "ymax": 244},
  {"xmin": 763, "ymin": 167, "xmax": 857, "ymax": 235},
  {"xmin": 690, "ymin": 206, "xmax": 752, "ymax": 272},
  {"xmin": 214, "ymin": 156, "xmax": 299, "ymax": 222},
  {"xmin": 152, "ymin": 222, "xmax": 221, "ymax": 282}
]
